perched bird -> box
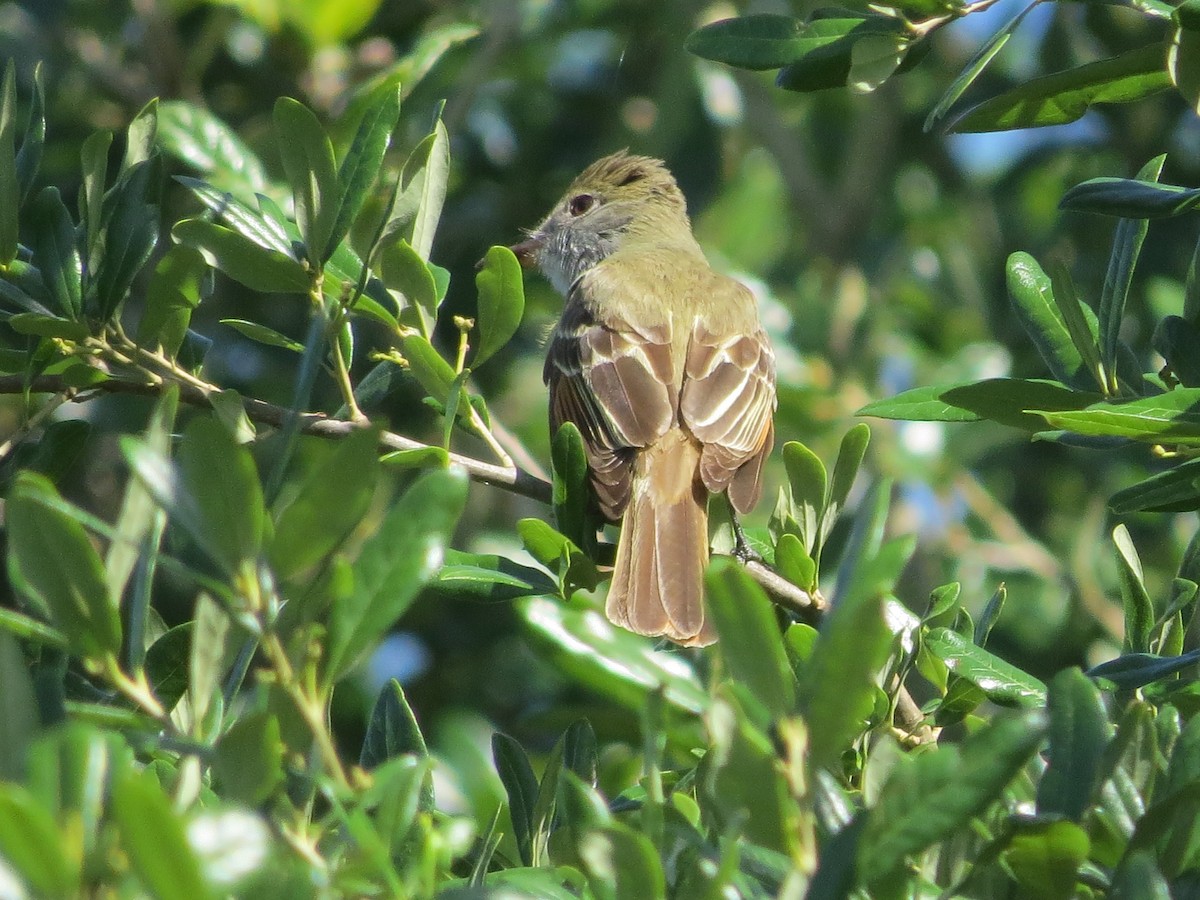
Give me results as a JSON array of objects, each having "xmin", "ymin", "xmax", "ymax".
[{"xmin": 511, "ymin": 152, "xmax": 776, "ymax": 646}]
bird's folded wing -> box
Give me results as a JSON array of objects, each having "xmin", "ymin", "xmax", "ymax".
[
  {"xmin": 544, "ymin": 298, "xmax": 676, "ymax": 519},
  {"xmin": 680, "ymin": 320, "xmax": 777, "ymax": 514}
]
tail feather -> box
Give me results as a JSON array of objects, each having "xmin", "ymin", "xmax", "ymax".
[{"xmin": 606, "ymin": 431, "xmax": 713, "ymax": 647}]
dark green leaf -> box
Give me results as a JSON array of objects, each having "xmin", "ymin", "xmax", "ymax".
[
  {"xmin": 1154, "ymin": 316, "xmax": 1200, "ymax": 388},
  {"xmin": 925, "ymin": 627, "xmax": 1047, "ymax": 705},
  {"xmin": 1109, "ymin": 850, "xmax": 1171, "ymax": 900},
  {"xmin": 474, "ymin": 245, "xmax": 524, "ymax": 367},
  {"xmin": 1037, "ymin": 668, "xmax": 1110, "ymax": 821},
  {"xmin": 950, "ymin": 44, "xmax": 1170, "ymax": 132},
  {"xmin": 1110, "ymin": 456, "xmax": 1200, "ymax": 513},
  {"xmin": 78, "ymin": 130, "xmax": 112, "ymax": 261},
  {"xmin": 0, "ymin": 62, "xmax": 19, "ymax": 266},
  {"xmin": 328, "ymin": 86, "xmax": 400, "ymax": 261},
  {"xmin": 213, "ymin": 711, "xmax": 285, "ymax": 805},
  {"xmin": 824, "ymin": 424, "xmax": 869, "ymax": 546},
  {"xmin": 270, "ymin": 425, "xmax": 379, "ymax": 579},
  {"xmin": 361, "ymin": 678, "xmax": 429, "ymax": 770},
  {"xmin": 122, "ymin": 99, "xmax": 158, "ymax": 172},
  {"xmin": 1007, "ymin": 252, "xmax": 1096, "ymax": 390},
  {"xmin": 1099, "ymin": 157, "xmax": 1161, "ymax": 390},
  {"xmin": 6, "ymin": 472, "xmax": 121, "ymax": 660},
  {"xmin": 706, "ymin": 559, "xmax": 797, "ymax": 720},
  {"xmin": 220, "ymin": 318, "xmax": 304, "ymax": 353},
  {"xmin": 551, "ymin": 421, "xmax": 594, "ymax": 555},
  {"xmin": 173, "ymin": 218, "xmax": 310, "ymax": 294},
  {"xmin": 175, "ymin": 177, "xmax": 294, "ymax": 256},
  {"xmin": 0, "ymin": 632, "xmax": 38, "ymax": 781},
  {"xmin": 178, "ymin": 416, "xmax": 266, "ymax": 574},
  {"xmin": 112, "ymin": 770, "xmax": 213, "ymax": 900},
  {"xmin": 428, "ymin": 550, "xmax": 558, "ymax": 602},
  {"xmin": 91, "ymin": 157, "xmax": 160, "ymax": 320},
  {"xmin": 273, "ymin": 97, "xmax": 339, "ymax": 267},
  {"xmin": 774, "ymin": 16, "xmax": 909, "ymax": 92},
  {"xmin": 1087, "ymin": 649, "xmax": 1200, "ymax": 689},
  {"xmin": 684, "ymin": 14, "xmax": 810, "ymax": 70},
  {"xmin": 924, "ymin": 1, "xmax": 1039, "ymax": 132},
  {"xmin": 388, "ymin": 118, "xmax": 449, "ymax": 262},
  {"xmin": 139, "ymin": 245, "xmax": 207, "ymax": 357},
  {"xmin": 143, "ymin": 624, "xmax": 192, "ymax": 714},
  {"xmin": 857, "ymin": 710, "xmax": 1047, "ymax": 883},
  {"xmin": 326, "ymin": 467, "xmax": 468, "ymax": 680},
  {"xmin": 1047, "ymin": 261, "xmax": 1105, "ymax": 392},
  {"xmin": 1170, "ymin": 3, "xmax": 1200, "ymax": 114},
  {"xmin": 974, "ymin": 583, "xmax": 1006, "ymax": 646},
  {"xmin": 516, "ymin": 518, "xmax": 600, "ymax": 594},
  {"xmin": 27, "ymin": 186, "xmax": 82, "ymax": 319},
  {"xmin": 1061, "ymin": 177, "xmax": 1200, "ymax": 218},
  {"xmin": 6, "ymin": 312, "xmax": 90, "ymax": 341},
  {"xmin": 14, "ymin": 62, "xmax": 44, "ymax": 203},
  {"xmin": 493, "ymin": 732, "xmax": 539, "ymax": 866}
]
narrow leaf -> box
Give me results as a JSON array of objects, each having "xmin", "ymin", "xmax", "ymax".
[
  {"xmin": 273, "ymin": 97, "xmax": 339, "ymax": 267},
  {"xmin": 173, "ymin": 218, "xmax": 310, "ymax": 294}
]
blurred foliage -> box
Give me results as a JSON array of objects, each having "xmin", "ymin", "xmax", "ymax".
[{"xmin": 2, "ymin": 0, "xmax": 1200, "ymax": 894}]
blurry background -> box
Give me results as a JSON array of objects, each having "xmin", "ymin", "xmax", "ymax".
[{"xmin": 1, "ymin": 0, "xmax": 1193, "ymax": 771}]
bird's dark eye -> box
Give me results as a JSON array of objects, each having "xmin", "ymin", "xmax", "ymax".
[{"xmin": 568, "ymin": 194, "xmax": 595, "ymax": 216}]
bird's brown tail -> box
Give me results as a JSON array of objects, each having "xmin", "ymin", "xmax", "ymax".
[{"xmin": 606, "ymin": 430, "xmax": 713, "ymax": 646}]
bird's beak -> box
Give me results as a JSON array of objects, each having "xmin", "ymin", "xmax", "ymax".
[{"xmin": 508, "ymin": 235, "xmax": 543, "ymax": 269}]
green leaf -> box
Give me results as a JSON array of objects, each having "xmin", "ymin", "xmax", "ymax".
[
  {"xmin": 0, "ymin": 784, "xmax": 79, "ymax": 896},
  {"xmin": 938, "ymin": 380, "xmax": 1104, "ymax": 430},
  {"xmin": 0, "ymin": 62, "xmax": 19, "ymax": 266},
  {"xmin": 6, "ymin": 472, "xmax": 121, "ymax": 661},
  {"xmin": 1154, "ymin": 316, "xmax": 1200, "ymax": 389},
  {"xmin": 380, "ymin": 238, "xmax": 438, "ymax": 336},
  {"xmin": 14, "ymin": 62, "xmax": 44, "ymax": 203},
  {"xmin": 188, "ymin": 594, "xmax": 229, "ymax": 734},
  {"xmin": 326, "ymin": 467, "xmax": 468, "ymax": 680},
  {"xmin": 1047, "ymin": 262, "xmax": 1105, "ymax": 392},
  {"xmin": 143, "ymin": 624, "xmax": 192, "ymax": 714},
  {"xmin": 79, "ymin": 129, "xmax": 112, "ymax": 261},
  {"xmin": 273, "ymin": 97, "xmax": 339, "ymax": 267},
  {"xmin": 847, "ymin": 32, "xmax": 909, "ymax": 94},
  {"xmin": 1098, "ymin": 157, "xmax": 1160, "ymax": 391},
  {"xmin": 213, "ymin": 711, "xmax": 284, "ymax": 805},
  {"xmin": 175, "ymin": 177, "xmax": 294, "ymax": 256},
  {"xmin": 112, "ymin": 770, "xmax": 214, "ymax": 900},
  {"xmin": 775, "ymin": 533, "xmax": 817, "ymax": 592},
  {"xmin": 401, "ymin": 332, "xmax": 457, "ymax": 402},
  {"xmin": 924, "ymin": 1, "xmax": 1039, "ymax": 132},
  {"xmin": 386, "ymin": 117, "xmax": 450, "ymax": 262},
  {"xmin": 328, "ymin": 86, "xmax": 400, "ymax": 261},
  {"xmin": 684, "ymin": 14, "xmax": 811, "ymax": 70},
  {"xmin": 157, "ymin": 100, "xmax": 269, "ymax": 201},
  {"xmin": 1007, "ymin": 252, "xmax": 1095, "ymax": 390},
  {"xmin": 516, "ymin": 518, "xmax": 600, "ymax": 593},
  {"xmin": 0, "ymin": 632, "xmax": 38, "ymax": 781},
  {"xmin": 925, "ymin": 626, "xmax": 1047, "ymax": 705},
  {"xmin": 493, "ymin": 732, "xmax": 539, "ymax": 867},
  {"xmin": 804, "ymin": 545, "xmax": 901, "ymax": 770},
  {"xmin": 857, "ymin": 382, "xmax": 983, "ymax": 421},
  {"xmin": 706, "ymin": 560, "xmax": 797, "ymax": 720},
  {"xmin": 139, "ymin": 245, "xmax": 207, "ymax": 356},
  {"xmin": 173, "ymin": 218, "xmax": 310, "ymax": 294},
  {"xmin": 577, "ymin": 823, "xmax": 666, "ymax": 900},
  {"xmin": 122, "ymin": 99, "xmax": 158, "ymax": 173},
  {"xmin": 428, "ymin": 550, "xmax": 558, "ymax": 602},
  {"xmin": 519, "ymin": 596, "xmax": 709, "ymax": 713},
  {"xmin": 857, "ymin": 710, "xmax": 1047, "ymax": 883},
  {"xmin": 474, "ymin": 245, "xmax": 525, "ymax": 367},
  {"xmin": 1037, "ymin": 668, "xmax": 1110, "ymax": 821},
  {"xmin": 950, "ymin": 44, "xmax": 1170, "ymax": 132},
  {"xmin": 775, "ymin": 16, "xmax": 909, "ymax": 92},
  {"xmin": 1003, "ymin": 820, "xmax": 1090, "ymax": 900},
  {"xmin": 1170, "ymin": 1, "xmax": 1200, "ymax": 114},
  {"xmin": 6, "ymin": 312, "xmax": 90, "ymax": 341},
  {"xmin": 361, "ymin": 678, "xmax": 429, "ymax": 769},
  {"xmin": 27, "ymin": 186, "xmax": 82, "ymax": 320},
  {"xmin": 1087, "ymin": 649, "xmax": 1200, "ymax": 689},
  {"xmin": 821, "ymin": 424, "xmax": 870, "ymax": 549},
  {"xmin": 551, "ymin": 421, "xmax": 594, "ymax": 555},
  {"xmin": 270, "ymin": 426, "xmax": 379, "ymax": 579},
  {"xmin": 91, "ymin": 157, "xmax": 160, "ymax": 320},
  {"xmin": 178, "ymin": 416, "xmax": 266, "ymax": 574},
  {"xmin": 782, "ymin": 440, "xmax": 826, "ymax": 553},
  {"xmin": 1110, "ymin": 850, "xmax": 1171, "ymax": 900},
  {"xmin": 1034, "ymin": 388, "xmax": 1200, "ymax": 444},
  {"xmin": 1115, "ymin": 524, "xmax": 1155, "ymax": 655},
  {"xmin": 220, "ymin": 318, "xmax": 304, "ymax": 353},
  {"xmin": 1060, "ymin": 177, "xmax": 1200, "ymax": 218}
]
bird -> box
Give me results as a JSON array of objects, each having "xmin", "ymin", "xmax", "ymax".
[{"xmin": 510, "ymin": 151, "xmax": 776, "ymax": 646}]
